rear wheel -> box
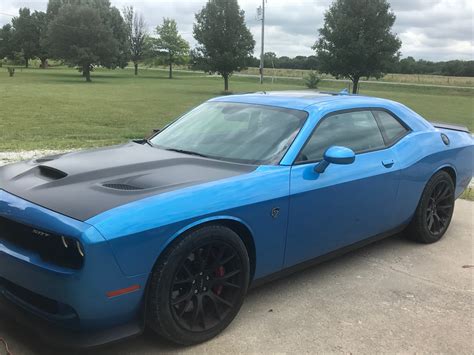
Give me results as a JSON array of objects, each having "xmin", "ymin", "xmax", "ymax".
[
  {"xmin": 408, "ymin": 171, "xmax": 455, "ymax": 243},
  {"xmin": 147, "ymin": 225, "xmax": 250, "ymax": 345}
]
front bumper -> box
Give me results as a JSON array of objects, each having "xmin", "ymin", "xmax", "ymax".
[
  {"xmin": 0, "ymin": 290, "xmax": 143, "ymax": 348},
  {"xmin": 0, "ymin": 190, "xmax": 148, "ymax": 347}
]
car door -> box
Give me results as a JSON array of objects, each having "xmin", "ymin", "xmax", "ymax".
[{"xmin": 284, "ymin": 108, "xmax": 408, "ymax": 268}]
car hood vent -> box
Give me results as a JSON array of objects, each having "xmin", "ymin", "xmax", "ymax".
[
  {"xmin": 102, "ymin": 183, "xmax": 144, "ymax": 191},
  {"xmin": 38, "ymin": 165, "xmax": 68, "ymax": 180}
]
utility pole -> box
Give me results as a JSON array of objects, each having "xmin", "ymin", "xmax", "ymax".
[{"xmin": 258, "ymin": 0, "xmax": 266, "ymax": 84}]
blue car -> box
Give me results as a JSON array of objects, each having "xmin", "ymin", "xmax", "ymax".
[{"xmin": 0, "ymin": 91, "xmax": 472, "ymax": 347}]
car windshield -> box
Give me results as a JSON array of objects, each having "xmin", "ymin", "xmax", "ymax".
[{"xmin": 150, "ymin": 102, "xmax": 308, "ymax": 164}]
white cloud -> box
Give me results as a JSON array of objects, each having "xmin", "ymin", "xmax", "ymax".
[{"xmin": 0, "ymin": 0, "xmax": 472, "ymax": 61}]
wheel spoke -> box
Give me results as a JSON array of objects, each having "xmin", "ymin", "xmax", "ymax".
[
  {"xmin": 174, "ymin": 278, "xmax": 193, "ymax": 286},
  {"xmin": 190, "ymin": 296, "xmax": 204, "ymax": 330},
  {"xmin": 172, "ymin": 290, "xmax": 193, "ymax": 306},
  {"xmin": 211, "ymin": 293, "xmax": 233, "ymax": 308},
  {"xmin": 434, "ymin": 213, "xmax": 446, "ymax": 227},
  {"xmin": 197, "ymin": 245, "xmax": 211, "ymax": 271},
  {"xmin": 438, "ymin": 185, "xmax": 451, "ymax": 201},
  {"xmin": 427, "ymin": 214, "xmax": 434, "ymax": 232},
  {"xmin": 224, "ymin": 282, "xmax": 241, "ymax": 289},
  {"xmin": 437, "ymin": 204, "xmax": 452, "ymax": 210},
  {"xmin": 182, "ymin": 263, "xmax": 194, "ymax": 278},
  {"xmin": 219, "ymin": 252, "xmax": 236, "ymax": 266},
  {"xmin": 211, "ymin": 269, "xmax": 241, "ymax": 286},
  {"xmin": 207, "ymin": 294, "xmax": 222, "ymax": 321},
  {"xmin": 178, "ymin": 299, "xmax": 192, "ymax": 317}
]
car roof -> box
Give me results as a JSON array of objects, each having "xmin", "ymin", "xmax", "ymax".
[{"xmin": 209, "ymin": 90, "xmax": 397, "ymax": 112}]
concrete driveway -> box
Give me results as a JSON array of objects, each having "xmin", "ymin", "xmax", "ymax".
[{"xmin": 0, "ymin": 200, "xmax": 472, "ymax": 355}]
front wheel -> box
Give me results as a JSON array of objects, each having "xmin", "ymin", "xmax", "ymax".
[
  {"xmin": 408, "ymin": 170, "xmax": 455, "ymax": 243},
  {"xmin": 147, "ymin": 225, "xmax": 250, "ymax": 345}
]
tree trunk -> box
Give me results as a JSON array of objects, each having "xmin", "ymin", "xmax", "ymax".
[
  {"xmin": 83, "ymin": 64, "xmax": 91, "ymax": 82},
  {"xmin": 352, "ymin": 76, "xmax": 360, "ymax": 94},
  {"xmin": 134, "ymin": 62, "xmax": 138, "ymax": 75},
  {"xmin": 223, "ymin": 74, "xmax": 229, "ymax": 92},
  {"xmin": 40, "ymin": 58, "xmax": 48, "ymax": 69},
  {"xmin": 169, "ymin": 55, "xmax": 173, "ymax": 79},
  {"xmin": 25, "ymin": 58, "xmax": 29, "ymax": 68}
]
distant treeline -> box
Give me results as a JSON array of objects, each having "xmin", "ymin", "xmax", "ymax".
[{"xmin": 245, "ymin": 53, "xmax": 474, "ymax": 77}]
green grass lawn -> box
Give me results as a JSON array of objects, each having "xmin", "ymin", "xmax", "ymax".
[{"xmin": 0, "ymin": 67, "xmax": 472, "ymax": 151}]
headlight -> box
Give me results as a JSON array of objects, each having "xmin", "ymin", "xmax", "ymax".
[{"xmin": 0, "ymin": 216, "xmax": 85, "ymax": 270}]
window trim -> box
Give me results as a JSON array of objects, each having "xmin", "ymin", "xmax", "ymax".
[{"xmin": 292, "ymin": 107, "xmax": 412, "ymax": 166}]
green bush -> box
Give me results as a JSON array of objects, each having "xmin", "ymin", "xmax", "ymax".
[{"xmin": 305, "ymin": 71, "xmax": 321, "ymax": 89}]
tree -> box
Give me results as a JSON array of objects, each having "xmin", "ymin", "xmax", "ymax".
[
  {"xmin": 12, "ymin": 8, "xmax": 41, "ymax": 68},
  {"xmin": 313, "ymin": 0, "xmax": 401, "ymax": 93},
  {"xmin": 33, "ymin": 11, "xmax": 49, "ymax": 68},
  {"xmin": 123, "ymin": 6, "xmax": 147, "ymax": 75},
  {"xmin": 46, "ymin": 2, "xmax": 128, "ymax": 82},
  {"xmin": 0, "ymin": 24, "xmax": 15, "ymax": 61},
  {"xmin": 155, "ymin": 18, "xmax": 189, "ymax": 79},
  {"xmin": 193, "ymin": 0, "xmax": 255, "ymax": 91}
]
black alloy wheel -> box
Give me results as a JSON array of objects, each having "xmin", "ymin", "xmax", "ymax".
[
  {"xmin": 425, "ymin": 179, "xmax": 454, "ymax": 236},
  {"xmin": 170, "ymin": 241, "xmax": 244, "ymax": 332},
  {"xmin": 147, "ymin": 225, "xmax": 250, "ymax": 345},
  {"xmin": 408, "ymin": 170, "xmax": 455, "ymax": 243}
]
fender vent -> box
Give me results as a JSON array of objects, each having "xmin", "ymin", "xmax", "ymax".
[
  {"xmin": 102, "ymin": 183, "xmax": 144, "ymax": 191},
  {"xmin": 38, "ymin": 166, "xmax": 67, "ymax": 180}
]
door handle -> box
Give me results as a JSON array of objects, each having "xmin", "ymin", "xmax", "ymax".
[{"xmin": 382, "ymin": 159, "xmax": 395, "ymax": 168}]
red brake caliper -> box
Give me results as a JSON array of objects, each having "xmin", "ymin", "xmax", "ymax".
[{"xmin": 213, "ymin": 266, "xmax": 225, "ymax": 296}]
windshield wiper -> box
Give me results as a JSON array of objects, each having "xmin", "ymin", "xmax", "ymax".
[{"xmin": 164, "ymin": 148, "xmax": 211, "ymax": 158}]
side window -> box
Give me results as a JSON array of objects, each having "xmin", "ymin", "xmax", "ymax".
[
  {"xmin": 297, "ymin": 110, "xmax": 385, "ymax": 162},
  {"xmin": 373, "ymin": 110, "xmax": 409, "ymax": 145}
]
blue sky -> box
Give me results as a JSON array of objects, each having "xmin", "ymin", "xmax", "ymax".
[{"xmin": 1, "ymin": 0, "xmax": 473, "ymax": 61}]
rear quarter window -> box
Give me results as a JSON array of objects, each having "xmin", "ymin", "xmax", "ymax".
[{"xmin": 373, "ymin": 110, "xmax": 409, "ymax": 145}]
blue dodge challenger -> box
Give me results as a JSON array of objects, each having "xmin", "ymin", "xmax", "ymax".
[{"xmin": 0, "ymin": 91, "xmax": 472, "ymax": 347}]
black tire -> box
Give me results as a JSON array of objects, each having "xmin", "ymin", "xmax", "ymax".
[
  {"xmin": 407, "ymin": 170, "xmax": 455, "ymax": 244},
  {"xmin": 147, "ymin": 225, "xmax": 250, "ymax": 345}
]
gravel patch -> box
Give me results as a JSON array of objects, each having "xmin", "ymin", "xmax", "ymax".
[{"xmin": 0, "ymin": 150, "xmax": 69, "ymax": 167}]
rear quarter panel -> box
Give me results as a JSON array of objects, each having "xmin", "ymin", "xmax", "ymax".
[{"xmin": 393, "ymin": 129, "xmax": 473, "ymax": 226}]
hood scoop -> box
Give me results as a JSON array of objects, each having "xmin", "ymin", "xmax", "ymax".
[{"xmin": 38, "ymin": 165, "xmax": 68, "ymax": 180}]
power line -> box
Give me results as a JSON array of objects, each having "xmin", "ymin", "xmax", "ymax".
[{"xmin": 0, "ymin": 11, "xmax": 15, "ymax": 18}]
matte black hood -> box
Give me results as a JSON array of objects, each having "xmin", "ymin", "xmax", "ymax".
[{"xmin": 0, "ymin": 143, "xmax": 256, "ymax": 221}]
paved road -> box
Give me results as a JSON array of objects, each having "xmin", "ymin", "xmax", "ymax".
[{"xmin": 0, "ymin": 200, "xmax": 472, "ymax": 355}]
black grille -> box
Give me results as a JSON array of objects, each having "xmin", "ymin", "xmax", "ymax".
[
  {"xmin": 0, "ymin": 277, "xmax": 59, "ymax": 314},
  {"xmin": 0, "ymin": 216, "xmax": 83, "ymax": 270}
]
